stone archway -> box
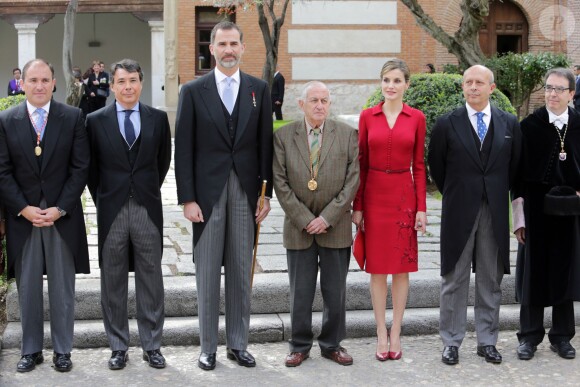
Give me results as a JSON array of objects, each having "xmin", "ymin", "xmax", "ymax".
[{"xmin": 479, "ymin": 0, "xmax": 529, "ymax": 56}]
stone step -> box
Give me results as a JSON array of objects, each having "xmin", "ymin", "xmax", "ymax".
[
  {"xmin": 6, "ymin": 270, "xmax": 518, "ymax": 322},
  {"xmin": 5, "ymin": 304, "xmax": 579, "ymax": 349}
]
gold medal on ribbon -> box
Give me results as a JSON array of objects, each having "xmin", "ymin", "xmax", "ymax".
[
  {"xmin": 308, "ymin": 179, "xmax": 318, "ymax": 191},
  {"xmin": 35, "ymin": 146, "xmax": 42, "ymax": 156}
]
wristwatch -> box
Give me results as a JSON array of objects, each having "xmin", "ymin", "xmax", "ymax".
[{"xmin": 57, "ymin": 207, "xmax": 67, "ymax": 217}]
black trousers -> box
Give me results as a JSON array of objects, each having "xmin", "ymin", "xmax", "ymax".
[
  {"xmin": 517, "ymin": 301, "xmax": 575, "ymax": 345},
  {"xmin": 272, "ymin": 100, "xmax": 283, "ymax": 120}
]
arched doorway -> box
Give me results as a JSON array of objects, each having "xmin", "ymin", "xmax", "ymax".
[{"xmin": 479, "ymin": 0, "xmax": 529, "ymax": 56}]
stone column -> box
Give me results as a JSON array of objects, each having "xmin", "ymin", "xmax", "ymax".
[
  {"xmin": 14, "ymin": 23, "xmax": 39, "ymax": 68},
  {"xmin": 148, "ymin": 20, "xmax": 165, "ymax": 108},
  {"xmin": 164, "ymin": 0, "xmax": 179, "ymax": 135}
]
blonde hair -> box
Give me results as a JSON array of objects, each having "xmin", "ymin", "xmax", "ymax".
[{"xmin": 380, "ymin": 59, "xmax": 410, "ymax": 82}]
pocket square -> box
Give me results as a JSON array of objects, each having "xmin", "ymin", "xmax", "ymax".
[{"xmin": 505, "ymin": 135, "xmax": 512, "ymax": 138}]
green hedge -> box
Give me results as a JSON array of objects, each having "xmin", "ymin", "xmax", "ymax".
[
  {"xmin": 365, "ymin": 73, "xmax": 515, "ymax": 180},
  {"xmin": 0, "ymin": 95, "xmax": 25, "ymax": 112},
  {"xmin": 0, "ymin": 95, "xmax": 25, "ymax": 281}
]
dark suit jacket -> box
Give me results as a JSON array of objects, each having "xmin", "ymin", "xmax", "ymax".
[
  {"xmin": 428, "ymin": 105, "xmax": 521, "ymax": 276},
  {"xmin": 574, "ymin": 77, "xmax": 580, "ymax": 111},
  {"xmin": 271, "ymin": 72, "xmax": 285, "ymax": 104},
  {"xmin": 273, "ymin": 119, "xmax": 359, "ymax": 250},
  {"xmin": 0, "ymin": 101, "xmax": 90, "ymax": 279},
  {"xmin": 174, "ymin": 70, "xmax": 273, "ymax": 244},
  {"xmin": 86, "ymin": 102, "xmax": 171, "ymax": 266}
]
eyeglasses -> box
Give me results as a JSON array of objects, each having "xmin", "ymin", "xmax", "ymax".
[{"xmin": 544, "ymin": 85, "xmax": 570, "ymax": 94}]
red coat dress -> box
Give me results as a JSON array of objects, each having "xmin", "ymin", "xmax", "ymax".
[{"xmin": 354, "ymin": 102, "xmax": 427, "ymax": 274}]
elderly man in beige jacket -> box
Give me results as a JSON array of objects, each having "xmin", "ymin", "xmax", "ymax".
[{"xmin": 273, "ymin": 81, "xmax": 359, "ymax": 367}]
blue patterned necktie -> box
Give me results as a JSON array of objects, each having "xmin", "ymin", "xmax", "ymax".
[
  {"xmin": 476, "ymin": 111, "xmax": 487, "ymax": 143},
  {"xmin": 35, "ymin": 108, "xmax": 46, "ymax": 140},
  {"xmin": 124, "ymin": 110, "xmax": 136, "ymax": 146},
  {"xmin": 223, "ymin": 77, "xmax": 234, "ymax": 114}
]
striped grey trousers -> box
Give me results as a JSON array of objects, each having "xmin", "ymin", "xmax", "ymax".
[
  {"xmin": 194, "ymin": 170, "xmax": 254, "ymax": 353},
  {"xmin": 439, "ymin": 199, "xmax": 504, "ymax": 347},
  {"xmin": 100, "ymin": 198, "xmax": 164, "ymax": 351}
]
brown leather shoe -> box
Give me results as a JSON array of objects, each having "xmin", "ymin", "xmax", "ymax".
[
  {"xmin": 321, "ymin": 347, "xmax": 353, "ymax": 366},
  {"xmin": 285, "ymin": 351, "xmax": 310, "ymax": 367}
]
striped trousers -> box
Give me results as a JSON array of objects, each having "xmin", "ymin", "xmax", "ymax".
[
  {"xmin": 439, "ymin": 199, "xmax": 504, "ymax": 347},
  {"xmin": 194, "ymin": 170, "xmax": 254, "ymax": 353}
]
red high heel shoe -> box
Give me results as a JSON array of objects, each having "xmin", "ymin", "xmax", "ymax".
[
  {"xmin": 388, "ymin": 330, "xmax": 403, "ymax": 360},
  {"xmin": 376, "ymin": 337, "xmax": 389, "ymax": 362}
]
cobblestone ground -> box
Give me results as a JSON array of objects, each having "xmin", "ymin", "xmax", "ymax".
[{"xmin": 1, "ymin": 331, "xmax": 579, "ymax": 386}]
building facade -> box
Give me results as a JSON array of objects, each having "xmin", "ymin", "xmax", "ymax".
[{"xmin": 0, "ymin": 0, "xmax": 577, "ymax": 118}]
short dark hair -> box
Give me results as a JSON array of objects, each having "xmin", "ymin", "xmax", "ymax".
[
  {"xmin": 544, "ymin": 67, "xmax": 575, "ymax": 90},
  {"xmin": 210, "ymin": 21, "xmax": 243, "ymax": 45},
  {"xmin": 22, "ymin": 59, "xmax": 55, "ymax": 80},
  {"xmin": 575, "ymin": 64, "xmax": 580, "ymax": 71},
  {"xmin": 13, "ymin": 67, "xmax": 21, "ymax": 74},
  {"xmin": 110, "ymin": 59, "xmax": 144, "ymax": 83}
]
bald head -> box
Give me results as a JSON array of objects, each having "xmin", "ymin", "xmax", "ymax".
[{"xmin": 462, "ymin": 65, "xmax": 496, "ymax": 111}]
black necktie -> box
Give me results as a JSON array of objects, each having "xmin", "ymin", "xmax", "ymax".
[{"xmin": 124, "ymin": 110, "xmax": 136, "ymax": 146}]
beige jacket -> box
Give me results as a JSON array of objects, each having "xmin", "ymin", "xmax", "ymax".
[{"xmin": 273, "ymin": 119, "xmax": 359, "ymax": 250}]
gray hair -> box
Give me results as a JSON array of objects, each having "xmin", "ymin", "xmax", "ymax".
[
  {"xmin": 298, "ymin": 81, "xmax": 331, "ymax": 101},
  {"xmin": 210, "ymin": 21, "xmax": 243, "ymax": 44}
]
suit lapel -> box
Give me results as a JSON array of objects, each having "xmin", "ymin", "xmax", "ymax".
[
  {"xmin": 318, "ymin": 121, "xmax": 336, "ymax": 168},
  {"xmin": 235, "ymin": 72, "xmax": 252, "ymax": 145},
  {"xmin": 14, "ymin": 102, "xmax": 40, "ymax": 174},
  {"xmin": 293, "ymin": 121, "xmax": 311, "ymax": 171},
  {"xmin": 134, "ymin": 104, "xmax": 154, "ymax": 170},
  {"xmin": 450, "ymin": 106, "xmax": 482, "ymax": 168},
  {"xmin": 486, "ymin": 106, "xmax": 507, "ymax": 171},
  {"xmin": 200, "ymin": 71, "xmax": 232, "ymax": 146}
]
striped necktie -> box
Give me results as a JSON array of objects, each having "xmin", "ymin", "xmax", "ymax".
[{"xmin": 310, "ymin": 127, "xmax": 321, "ymax": 172}]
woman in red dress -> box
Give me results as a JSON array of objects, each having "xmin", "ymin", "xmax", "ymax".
[{"xmin": 352, "ymin": 59, "xmax": 427, "ymax": 361}]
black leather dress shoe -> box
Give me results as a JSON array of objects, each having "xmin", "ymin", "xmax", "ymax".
[
  {"xmin": 53, "ymin": 352, "xmax": 73, "ymax": 372},
  {"xmin": 550, "ymin": 341, "xmax": 576, "ymax": 359},
  {"xmin": 198, "ymin": 352, "xmax": 216, "ymax": 371},
  {"xmin": 441, "ymin": 346, "xmax": 459, "ymax": 365},
  {"xmin": 108, "ymin": 350, "xmax": 128, "ymax": 370},
  {"xmin": 226, "ymin": 348, "xmax": 256, "ymax": 367},
  {"xmin": 143, "ymin": 349, "xmax": 166, "ymax": 368},
  {"xmin": 517, "ymin": 342, "xmax": 537, "ymax": 360},
  {"xmin": 16, "ymin": 352, "xmax": 44, "ymax": 373},
  {"xmin": 477, "ymin": 345, "xmax": 502, "ymax": 364}
]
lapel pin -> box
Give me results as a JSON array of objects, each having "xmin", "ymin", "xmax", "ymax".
[{"xmin": 252, "ymin": 91, "xmax": 256, "ymax": 107}]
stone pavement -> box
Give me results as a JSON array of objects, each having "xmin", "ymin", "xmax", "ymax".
[
  {"xmin": 1, "ymin": 331, "xmax": 579, "ymax": 386},
  {"xmin": 2, "ymin": 142, "xmax": 580, "ymax": 385}
]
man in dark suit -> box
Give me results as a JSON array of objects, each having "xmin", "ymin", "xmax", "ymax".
[
  {"xmin": 428, "ymin": 65, "xmax": 521, "ymax": 365},
  {"xmin": 573, "ymin": 65, "xmax": 580, "ymax": 111},
  {"xmin": 0, "ymin": 59, "xmax": 90, "ymax": 373},
  {"xmin": 86, "ymin": 59, "xmax": 171, "ymax": 370},
  {"xmin": 273, "ymin": 81, "xmax": 359, "ymax": 367},
  {"xmin": 271, "ymin": 65, "xmax": 285, "ymax": 120},
  {"xmin": 175, "ymin": 21, "xmax": 273, "ymax": 371}
]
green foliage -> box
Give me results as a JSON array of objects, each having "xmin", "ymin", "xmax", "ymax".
[
  {"xmin": 365, "ymin": 73, "xmax": 515, "ymax": 180},
  {"xmin": 442, "ymin": 64, "xmax": 462, "ymax": 74},
  {"xmin": 273, "ymin": 119, "xmax": 292, "ymax": 132},
  {"xmin": 484, "ymin": 52, "xmax": 570, "ymax": 118},
  {"xmin": 0, "ymin": 95, "xmax": 25, "ymax": 112}
]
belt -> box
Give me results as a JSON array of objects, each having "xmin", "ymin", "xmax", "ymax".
[{"xmin": 369, "ymin": 167, "xmax": 410, "ymax": 174}]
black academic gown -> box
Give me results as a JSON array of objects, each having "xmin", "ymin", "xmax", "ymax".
[{"xmin": 515, "ymin": 106, "xmax": 580, "ymax": 306}]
